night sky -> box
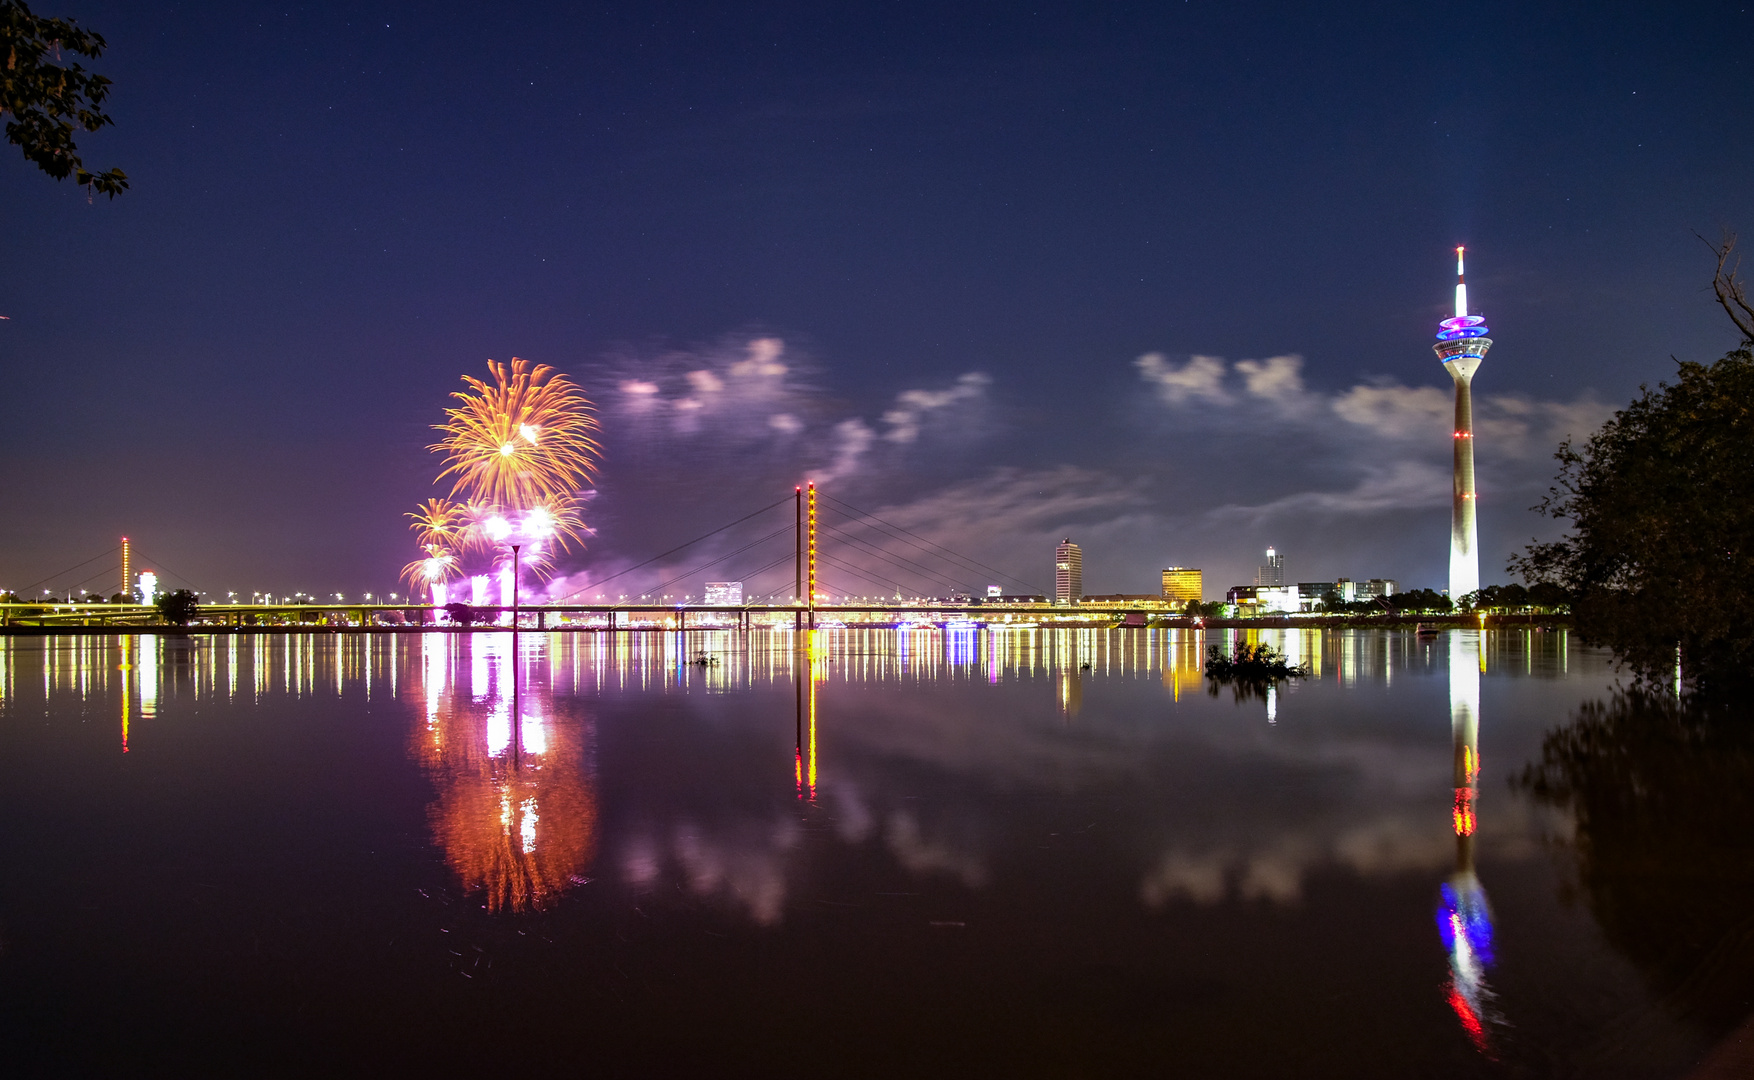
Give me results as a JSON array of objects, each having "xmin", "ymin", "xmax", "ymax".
[{"xmin": 2, "ymin": 1, "xmax": 1751, "ymax": 601}]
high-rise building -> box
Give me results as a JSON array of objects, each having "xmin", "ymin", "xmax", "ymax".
[
  {"xmin": 1435, "ymin": 247, "xmax": 1492, "ymax": 599},
  {"xmin": 1255, "ymin": 547, "xmax": 1284, "ymax": 587},
  {"xmin": 1160, "ymin": 567, "xmax": 1203, "ymax": 605},
  {"xmin": 1055, "ymin": 539, "xmax": 1083, "ymax": 603}
]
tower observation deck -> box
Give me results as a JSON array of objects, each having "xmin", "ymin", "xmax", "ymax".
[{"xmin": 1434, "ymin": 248, "xmax": 1492, "ymax": 599}]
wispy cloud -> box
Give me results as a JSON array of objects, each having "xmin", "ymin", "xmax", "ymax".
[
  {"xmin": 603, "ymin": 335, "xmax": 992, "ymax": 483},
  {"xmin": 1138, "ymin": 351, "xmax": 1613, "ymax": 461},
  {"xmin": 1136, "ymin": 353, "xmax": 1231, "ymax": 405}
]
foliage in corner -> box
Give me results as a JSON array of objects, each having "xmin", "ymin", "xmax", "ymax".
[
  {"xmin": 0, "ymin": 0, "xmax": 126, "ymax": 196},
  {"xmin": 1512, "ymin": 344, "xmax": 1754, "ymax": 694}
]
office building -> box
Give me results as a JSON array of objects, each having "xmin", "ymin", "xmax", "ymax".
[
  {"xmin": 704, "ymin": 581, "xmax": 744, "ymax": 605},
  {"xmin": 1160, "ymin": 567, "xmax": 1203, "ymax": 605},
  {"xmin": 1360, "ymin": 578, "xmax": 1398, "ymax": 600},
  {"xmin": 1055, "ymin": 539, "xmax": 1083, "ymax": 603},
  {"xmin": 1256, "ymin": 547, "xmax": 1284, "ymax": 587},
  {"xmin": 1297, "ymin": 582, "xmax": 1336, "ymax": 610}
]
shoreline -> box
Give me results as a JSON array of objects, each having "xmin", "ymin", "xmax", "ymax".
[{"xmin": 0, "ymin": 614, "xmax": 1571, "ymax": 637}]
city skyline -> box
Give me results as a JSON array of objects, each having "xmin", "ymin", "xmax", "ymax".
[{"xmin": 2, "ymin": 2, "xmax": 1751, "ymax": 599}]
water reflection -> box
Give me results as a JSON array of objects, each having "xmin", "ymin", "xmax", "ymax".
[
  {"xmin": 1521, "ymin": 690, "xmax": 1754, "ymax": 1038},
  {"xmin": 1439, "ymin": 630, "xmax": 1498, "ymax": 1052},
  {"xmin": 8, "ymin": 626, "xmax": 1723, "ymax": 1075},
  {"xmin": 409, "ymin": 632, "xmax": 598, "ymax": 912}
]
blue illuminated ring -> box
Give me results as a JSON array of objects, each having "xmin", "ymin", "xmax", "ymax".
[{"xmin": 1437, "ymin": 315, "xmax": 1490, "ymax": 341}]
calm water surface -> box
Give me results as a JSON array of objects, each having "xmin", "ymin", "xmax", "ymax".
[{"xmin": 0, "ymin": 628, "xmax": 1745, "ymax": 1076}]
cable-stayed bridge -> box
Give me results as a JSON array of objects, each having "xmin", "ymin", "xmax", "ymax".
[{"xmin": 2, "ymin": 486, "xmax": 1176, "ymax": 630}]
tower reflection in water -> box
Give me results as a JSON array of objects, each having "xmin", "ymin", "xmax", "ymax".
[
  {"xmin": 410, "ymin": 632, "xmax": 597, "ymax": 912},
  {"xmin": 1438, "ymin": 630, "xmax": 1497, "ymax": 1051}
]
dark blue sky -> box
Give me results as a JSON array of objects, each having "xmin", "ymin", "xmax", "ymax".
[{"xmin": 2, "ymin": 0, "xmax": 1750, "ymax": 600}]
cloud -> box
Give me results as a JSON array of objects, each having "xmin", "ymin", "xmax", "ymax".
[
  {"xmin": 1136, "ymin": 353, "xmax": 1231, "ymax": 405},
  {"xmin": 1234, "ymin": 355, "xmax": 1306, "ymax": 406},
  {"xmin": 600, "ymin": 336, "xmax": 997, "ymax": 487},
  {"xmin": 1206, "ymin": 460, "xmax": 1452, "ymax": 524},
  {"xmin": 728, "ymin": 336, "xmax": 788, "ymax": 377},
  {"xmin": 1140, "ymin": 351, "xmax": 1611, "ymax": 463},
  {"xmin": 882, "ymin": 372, "xmax": 991, "ymax": 443},
  {"xmin": 1331, "ymin": 383, "xmax": 1451, "ymax": 439},
  {"xmin": 818, "ymin": 419, "xmax": 875, "ymax": 484}
]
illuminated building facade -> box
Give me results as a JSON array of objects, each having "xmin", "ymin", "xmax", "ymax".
[
  {"xmin": 1160, "ymin": 567, "xmax": 1202, "ymax": 605},
  {"xmin": 704, "ymin": 581, "xmax": 744, "ymax": 605},
  {"xmin": 1296, "ymin": 582, "xmax": 1336, "ymax": 610},
  {"xmin": 1435, "ymin": 248, "xmax": 1492, "ymax": 599},
  {"xmin": 1363, "ymin": 578, "xmax": 1398, "ymax": 600},
  {"xmin": 1054, "ymin": 539, "xmax": 1083, "ymax": 603},
  {"xmin": 1255, "ymin": 547, "xmax": 1284, "ymax": 587}
]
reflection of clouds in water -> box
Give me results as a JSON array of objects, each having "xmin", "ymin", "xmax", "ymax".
[
  {"xmin": 619, "ymin": 818, "xmax": 800, "ymax": 926},
  {"xmin": 613, "ymin": 794, "xmax": 989, "ymax": 926},
  {"xmin": 1140, "ymin": 805, "xmax": 1547, "ymax": 908},
  {"xmin": 886, "ymin": 810, "xmax": 987, "ymax": 888},
  {"xmin": 1140, "ymin": 853, "xmax": 1227, "ymax": 905},
  {"xmin": 830, "ymin": 778, "xmax": 875, "ymax": 843}
]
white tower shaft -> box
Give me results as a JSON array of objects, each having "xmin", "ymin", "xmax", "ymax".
[
  {"xmin": 1434, "ymin": 247, "xmax": 1489, "ymax": 601},
  {"xmin": 1450, "ymin": 365, "xmax": 1480, "ymax": 598}
]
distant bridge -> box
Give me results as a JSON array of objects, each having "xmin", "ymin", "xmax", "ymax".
[{"xmin": 0, "ymin": 599, "xmax": 1186, "ymax": 631}]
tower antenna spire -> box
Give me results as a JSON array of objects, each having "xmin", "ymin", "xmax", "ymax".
[{"xmin": 1455, "ymin": 246, "xmax": 1467, "ymax": 319}]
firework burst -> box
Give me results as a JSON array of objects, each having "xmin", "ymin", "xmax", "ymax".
[
  {"xmin": 409, "ymin": 359, "xmax": 597, "ymax": 591},
  {"xmin": 400, "ymin": 543, "xmax": 459, "ymax": 591},
  {"xmin": 430, "ymin": 358, "xmax": 600, "ymax": 516},
  {"xmin": 407, "ymin": 498, "xmax": 464, "ymax": 550}
]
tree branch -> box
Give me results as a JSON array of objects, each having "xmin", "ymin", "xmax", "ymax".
[{"xmin": 1699, "ymin": 229, "xmax": 1754, "ymax": 342}]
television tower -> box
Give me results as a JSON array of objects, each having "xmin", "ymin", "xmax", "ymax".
[{"xmin": 1434, "ymin": 248, "xmax": 1492, "ymax": 599}]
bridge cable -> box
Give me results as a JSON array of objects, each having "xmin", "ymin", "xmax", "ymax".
[
  {"xmin": 816, "ymin": 521, "xmax": 981, "ymax": 594},
  {"xmin": 817, "ymin": 494, "xmax": 1044, "ymax": 593},
  {"xmin": 552, "ymin": 495, "xmax": 792, "ymax": 602},
  {"xmin": 128, "ymin": 549, "xmax": 202, "ymax": 592},
  {"xmin": 637, "ymin": 524, "xmax": 796, "ymax": 600},
  {"xmin": 16, "ymin": 545, "xmax": 121, "ymax": 593}
]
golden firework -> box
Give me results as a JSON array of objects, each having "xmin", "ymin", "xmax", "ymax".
[
  {"xmin": 406, "ymin": 498, "xmax": 463, "ymax": 550},
  {"xmin": 430, "ymin": 358, "xmax": 600, "ymax": 513},
  {"xmin": 400, "ymin": 543, "xmax": 459, "ymax": 591}
]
